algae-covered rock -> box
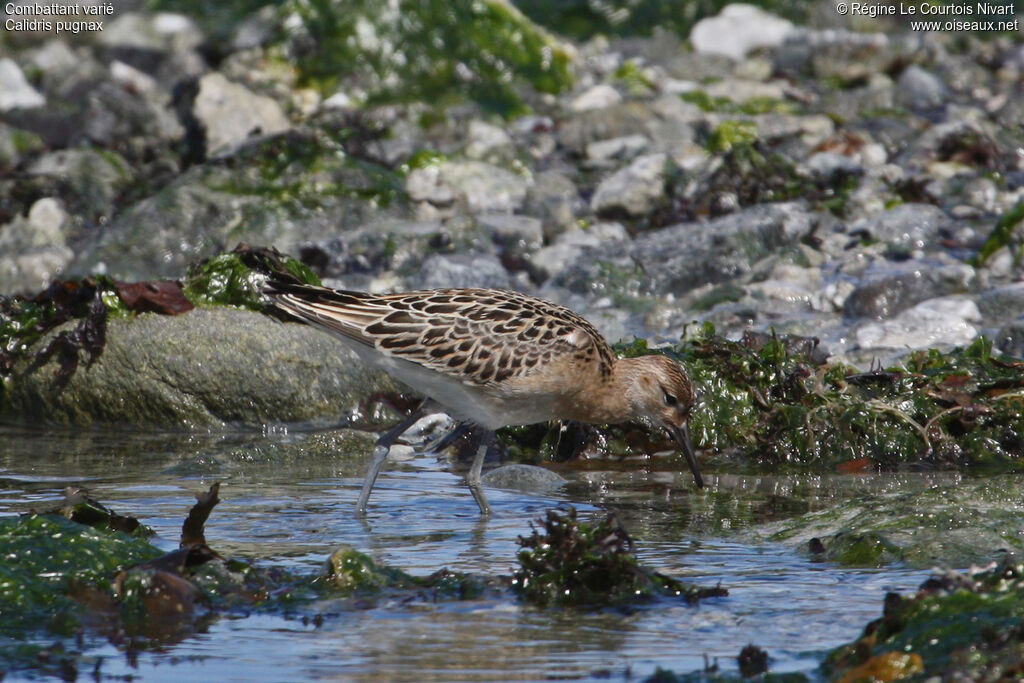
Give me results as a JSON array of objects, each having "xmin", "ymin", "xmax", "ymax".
[
  {"xmin": 759, "ymin": 478, "xmax": 1024, "ymax": 569},
  {"xmin": 325, "ymin": 545, "xmax": 486, "ymax": 601},
  {"xmin": 276, "ymin": 0, "xmax": 573, "ymax": 118},
  {"xmin": 825, "ymin": 560, "xmax": 1024, "ymax": 680},
  {"xmin": 0, "ymin": 514, "xmax": 163, "ymax": 676},
  {"xmin": 69, "ymin": 129, "xmax": 410, "ymax": 281},
  {"xmin": 2, "ymin": 307, "xmax": 396, "ymax": 426}
]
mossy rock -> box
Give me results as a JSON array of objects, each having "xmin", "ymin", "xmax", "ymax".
[
  {"xmin": 2, "ymin": 307, "xmax": 396, "ymax": 426},
  {"xmin": 825, "ymin": 560, "xmax": 1024, "ymax": 680},
  {"xmin": 758, "ymin": 478, "xmax": 1024, "ymax": 569}
]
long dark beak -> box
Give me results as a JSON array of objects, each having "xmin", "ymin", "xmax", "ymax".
[{"xmin": 669, "ymin": 422, "xmax": 704, "ymax": 489}]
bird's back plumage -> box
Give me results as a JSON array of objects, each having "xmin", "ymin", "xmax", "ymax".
[{"xmin": 265, "ymin": 281, "xmax": 615, "ymax": 389}]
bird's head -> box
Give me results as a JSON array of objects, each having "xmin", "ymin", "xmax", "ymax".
[{"xmin": 624, "ymin": 354, "xmax": 703, "ymax": 488}]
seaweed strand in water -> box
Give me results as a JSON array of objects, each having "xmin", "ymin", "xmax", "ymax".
[{"xmin": 513, "ymin": 506, "xmax": 726, "ymax": 607}]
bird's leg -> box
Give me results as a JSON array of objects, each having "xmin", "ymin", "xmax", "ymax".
[
  {"xmin": 356, "ymin": 405, "xmax": 428, "ymax": 516},
  {"xmin": 466, "ymin": 430, "xmax": 494, "ymax": 516},
  {"xmin": 425, "ymin": 422, "xmax": 470, "ymax": 455}
]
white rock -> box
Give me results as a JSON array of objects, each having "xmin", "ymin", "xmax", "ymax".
[
  {"xmin": 530, "ymin": 223, "xmax": 628, "ymax": 281},
  {"xmin": 322, "ymin": 91, "xmax": 355, "ymax": 110},
  {"xmin": 110, "ymin": 60, "xmax": 158, "ymax": 94},
  {"xmin": 570, "ymin": 84, "xmax": 622, "ymax": 112},
  {"xmin": 408, "ymin": 161, "xmax": 530, "ymax": 213},
  {"xmin": 465, "ymin": 120, "xmax": 512, "ymax": 159},
  {"xmin": 28, "ymin": 41, "xmax": 77, "ymax": 72},
  {"xmin": 855, "ymin": 296, "xmax": 981, "ymax": 350},
  {"xmin": 591, "ymin": 153, "xmax": 667, "ymax": 216},
  {"xmin": 690, "ymin": 4, "xmax": 796, "ymax": 61},
  {"xmin": 585, "ymin": 134, "xmax": 649, "ymax": 165},
  {"xmin": 193, "ymin": 73, "xmax": 290, "ymax": 153},
  {"xmin": 0, "ymin": 247, "xmax": 74, "ymax": 295},
  {"xmin": 406, "ymin": 165, "xmax": 456, "ymax": 205},
  {"xmin": 858, "ymin": 143, "xmax": 888, "ymax": 167},
  {"xmin": 27, "ymin": 198, "xmax": 69, "ymax": 244},
  {"xmin": 152, "ymin": 12, "xmax": 197, "ymax": 36},
  {"xmin": 0, "ymin": 59, "xmax": 45, "ymax": 111}
]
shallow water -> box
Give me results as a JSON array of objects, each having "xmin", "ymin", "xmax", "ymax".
[{"xmin": 0, "ymin": 424, "xmax": 931, "ymax": 681}]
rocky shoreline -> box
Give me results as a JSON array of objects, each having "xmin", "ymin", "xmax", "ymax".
[{"xmin": 1, "ymin": 1, "xmax": 1022, "ymax": 376}]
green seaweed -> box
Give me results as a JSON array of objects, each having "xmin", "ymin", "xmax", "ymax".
[
  {"xmin": 972, "ymin": 201, "xmax": 1024, "ymax": 267},
  {"xmin": 644, "ymin": 667, "xmax": 809, "ymax": 682},
  {"xmin": 706, "ymin": 121, "xmax": 760, "ymax": 153},
  {"xmin": 613, "ymin": 60, "xmax": 656, "ymax": 96},
  {"xmin": 513, "ymin": 507, "xmax": 724, "ymax": 607},
  {"xmin": 0, "ymin": 515, "xmax": 162, "ymax": 637},
  {"xmin": 277, "ymin": 0, "xmax": 573, "ymax": 118},
  {"xmin": 0, "ymin": 514, "xmax": 164, "ymax": 674},
  {"xmin": 325, "ymin": 546, "xmax": 486, "ymax": 600},
  {"xmin": 0, "ymin": 487, "xmax": 487, "ymax": 678},
  {"xmin": 0, "ymin": 278, "xmax": 123, "ymax": 386},
  {"xmin": 758, "ymin": 475, "xmax": 1024, "ymax": 569},
  {"xmin": 400, "ymin": 149, "xmax": 449, "ymax": 175},
  {"xmin": 812, "ymin": 531, "xmax": 903, "ymax": 567},
  {"xmin": 183, "ymin": 247, "xmax": 319, "ymax": 309},
  {"xmin": 682, "ymin": 91, "xmax": 799, "ymax": 116},
  {"xmin": 505, "ymin": 326, "xmax": 1024, "ymax": 477},
  {"xmin": 674, "ymin": 329, "xmax": 1024, "ymax": 473},
  {"xmin": 207, "ymin": 129, "xmax": 407, "ymax": 211}
]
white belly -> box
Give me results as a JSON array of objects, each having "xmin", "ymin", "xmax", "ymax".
[{"xmin": 344, "ymin": 340, "xmax": 557, "ymax": 429}]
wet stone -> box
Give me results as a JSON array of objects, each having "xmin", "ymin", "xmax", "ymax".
[
  {"xmin": 192, "ymin": 73, "xmax": 291, "ymax": 154},
  {"xmin": 557, "ymin": 101, "xmax": 654, "ymax": 154},
  {"xmin": 411, "ymin": 161, "xmax": 530, "ymax": 214},
  {"xmin": 842, "ymin": 258, "xmax": 974, "ymax": 319},
  {"xmin": 407, "ymin": 252, "xmax": 513, "ymax": 291},
  {"xmin": 896, "ymin": 65, "xmax": 950, "ymax": 112},
  {"xmin": 590, "ymin": 152, "xmax": 667, "ymax": 218},
  {"xmin": 689, "ymin": 4, "xmax": 795, "ymax": 61},
  {"xmin": 854, "ymin": 296, "xmax": 980, "ymax": 351},
  {"xmin": 850, "ymin": 203, "xmax": 955, "ymax": 253},
  {"xmin": 481, "ymin": 464, "xmax": 566, "ymax": 492},
  {"xmin": 3, "ymin": 307, "xmax": 397, "ymax": 426},
  {"xmin": 522, "ymin": 170, "xmax": 580, "ymax": 239},
  {"xmin": 477, "ymin": 213, "xmax": 544, "ymax": 255},
  {"xmin": 977, "ymin": 282, "xmax": 1024, "ymax": 323},
  {"xmin": 464, "ymin": 120, "xmax": 513, "ymax": 161},
  {"xmin": 585, "ymin": 134, "xmax": 649, "ymax": 167},
  {"xmin": 529, "ymin": 222, "xmax": 629, "ymax": 284},
  {"xmin": 630, "ymin": 202, "xmax": 816, "ymax": 296},
  {"xmin": 996, "ymin": 317, "xmax": 1024, "ymax": 359}
]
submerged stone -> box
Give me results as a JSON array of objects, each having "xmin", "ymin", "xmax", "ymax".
[
  {"xmin": 761, "ymin": 478, "xmax": 1024, "ymax": 569},
  {"xmin": 482, "ymin": 463, "xmax": 567, "ymax": 492}
]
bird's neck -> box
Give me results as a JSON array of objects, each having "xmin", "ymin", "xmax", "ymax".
[{"xmin": 562, "ymin": 357, "xmax": 645, "ymax": 424}]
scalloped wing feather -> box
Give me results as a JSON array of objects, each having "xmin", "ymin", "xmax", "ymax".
[{"xmin": 265, "ymin": 284, "xmax": 615, "ymax": 387}]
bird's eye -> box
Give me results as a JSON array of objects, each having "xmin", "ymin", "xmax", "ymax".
[{"xmin": 663, "ymin": 392, "xmax": 677, "ymax": 406}]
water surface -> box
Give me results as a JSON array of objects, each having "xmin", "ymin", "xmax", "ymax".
[{"xmin": 1, "ymin": 425, "xmax": 931, "ymax": 681}]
